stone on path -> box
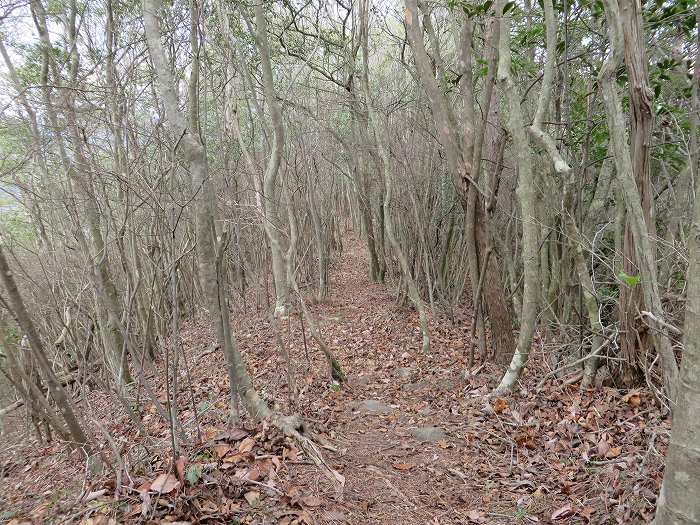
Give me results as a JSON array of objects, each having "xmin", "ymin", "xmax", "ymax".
[
  {"xmin": 437, "ymin": 378, "xmax": 455, "ymax": 390},
  {"xmin": 354, "ymin": 399, "xmax": 395, "ymax": 415},
  {"xmin": 394, "ymin": 367, "xmax": 415, "ymax": 381},
  {"xmin": 401, "ymin": 381, "xmax": 427, "ymax": 392},
  {"xmin": 410, "ymin": 426, "xmax": 446, "ymax": 443}
]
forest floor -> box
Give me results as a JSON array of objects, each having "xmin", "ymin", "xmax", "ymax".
[{"xmin": 0, "ymin": 236, "xmax": 669, "ymax": 524}]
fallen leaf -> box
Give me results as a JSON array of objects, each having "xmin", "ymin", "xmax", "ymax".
[
  {"xmin": 622, "ymin": 391, "xmax": 642, "ymax": 407},
  {"xmin": 605, "ymin": 446, "xmax": 622, "ymax": 459},
  {"xmin": 79, "ymin": 518, "xmax": 115, "ymax": 525},
  {"xmin": 175, "ymin": 456, "xmax": 186, "ymax": 483},
  {"xmin": 301, "ymin": 495, "xmax": 323, "ymax": 507},
  {"xmin": 223, "ymin": 452, "xmax": 249, "ymax": 464},
  {"xmin": 239, "ymin": 466, "xmax": 263, "ymax": 481},
  {"xmin": 493, "ymin": 398, "xmax": 509, "ymax": 414},
  {"xmin": 244, "ymin": 490, "xmax": 260, "ymax": 506},
  {"xmin": 239, "ymin": 437, "xmax": 255, "ymax": 453},
  {"xmin": 466, "ymin": 509, "xmax": 486, "ymax": 523},
  {"xmin": 214, "ymin": 444, "xmax": 231, "ymax": 458},
  {"xmin": 551, "ymin": 504, "xmax": 574, "ymax": 520},
  {"xmin": 285, "ymin": 446, "xmax": 299, "ymax": 461},
  {"xmin": 229, "ymin": 428, "xmax": 249, "ymax": 440},
  {"xmin": 81, "ymin": 489, "xmax": 107, "ymax": 503},
  {"xmin": 150, "ymin": 473, "xmax": 180, "ymax": 493}
]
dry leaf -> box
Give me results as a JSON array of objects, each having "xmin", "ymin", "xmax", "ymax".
[
  {"xmin": 301, "ymin": 495, "xmax": 323, "ymax": 507},
  {"xmin": 244, "ymin": 490, "xmax": 260, "ymax": 506},
  {"xmin": 214, "ymin": 444, "xmax": 231, "ymax": 458},
  {"xmin": 81, "ymin": 489, "xmax": 107, "ymax": 503},
  {"xmin": 297, "ymin": 510, "xmax": 315, "ymax": 524},
  {"xmin": 203, "ymin": 427, "xmax": 218, "ymax": 440},
  {"xmin": 229, "ymin": 428, "xmax": 249, "ymax": 440},
  {"xmin": 605, "ymin": 446, "xmax": 622, "ymax": 459},
  {"xmin": 150, "ymin": 473, "xmax": 180, "ymax": 493},
  {"xmin": 79, "ymin": 518, "xmax": 115, "ymax": 525},
  {"xmin": 175, "ymin": 456, "xmax": 186, "ymax": 483},
  {"xmin": 239, "ymin": 437, "xmax": 255, "ymax": 453},
  {"xmin": 551, "ymin": 504, "xmax": 574, "ymax": 520},
  {"xmin": 493, "ymin": 398, "xmax": 509, "ymax": 414},
  {"xmin": 241, "ymin": 466, "xmax": 263, "ymax": 481},
  {"xmin": 622, "ymin": 391, "xmax": 642, "ymax": 407},
  {"xmin": 223, "ymin": 452, "xmax": 248, "ymax": 464}
]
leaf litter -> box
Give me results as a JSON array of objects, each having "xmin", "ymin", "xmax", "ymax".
[{"xmin": 0, "ymin": 237, "xmax": 669, "ymax": 524}]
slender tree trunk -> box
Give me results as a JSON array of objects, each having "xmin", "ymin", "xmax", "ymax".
[
  {"xmin": 0, "ymin": 246, "xmax": 91, "ymax": 451},
  {"xmin": 493, "ymin": 0, "xmax": 540, "ymax": 393},
  {"xmin": 653, "ymin": 131, "xmax": 700, "ymax": 525},
  {"xmin": 143, "ymin": 0, "xmax": 271, "ymax": 420},
  {"xmin": 599, "ymin": 0, "xmax": 679, "ymax": 403},
  {"xmin": 618, "ymin": 0, "xmax": 656, "ymax": 386},
  {"xmin": 366, "ymin": 0, "xmax": 430, "ymax": 352}
]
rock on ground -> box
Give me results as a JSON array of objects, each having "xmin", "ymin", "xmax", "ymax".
[{"xmin": 410, "ymin": 426, "xmax": 446, "ymax": 443}]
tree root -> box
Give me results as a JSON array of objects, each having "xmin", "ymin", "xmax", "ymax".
[{"xmin": 270, "ymin": 413, "xmax": 345, "ymax": 488}]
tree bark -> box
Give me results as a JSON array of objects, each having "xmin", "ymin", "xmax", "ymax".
[
  {"xmin": 618, "ymin": 0, "xmax": 656, "ymax": 386},
  {"xmin": 599, "ymin": 0, "xmax": 679, "ymax": 404},
  {"xmin": 493, "ymin": 0, "xmax": 540, "ymax": 393},
  {"xmin": 143, "ymin": 0, "xmax": 271, "ymax": 420},
  {"xmin": 653, "ymin": 122, "xmax": 700, "ymax": 525}
]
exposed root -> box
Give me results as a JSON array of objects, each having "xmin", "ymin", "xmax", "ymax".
[{"xmin": 270, "ymin": 413, "xmax": 345, "ymax": 489}]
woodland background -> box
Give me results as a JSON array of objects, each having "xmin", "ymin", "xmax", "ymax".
[{"xmin": 0, "ymin": 0, "xmax": 699, "ymax": 522}]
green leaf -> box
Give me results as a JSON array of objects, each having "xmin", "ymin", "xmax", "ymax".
[
  {"xmin": 502, "ymin": 1, "xmax": 516, "ymax": 14},
  {"xmin": 186, "ymin": 464, "xmax": 202, "ymax": 485},
  {"xmin": 480, "ymin": 0, "xmax": 493, "ymax": 13},
  {"xmin": 618, "ymin": 271, "xmax": 640, "ymax": 288}
]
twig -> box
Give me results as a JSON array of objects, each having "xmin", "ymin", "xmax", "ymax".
[
  {"xmin": 536, "ymin": 333, "xmax": 616, "ymax": 389},
  {"xmin": 639, "ymin": 310, "xmax": 683, "ymax": 336}
]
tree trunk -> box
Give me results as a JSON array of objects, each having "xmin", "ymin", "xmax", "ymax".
[
  {"xmin": 0, "ymin": 246, "xmax": 91, "ymax": 451},
  {"xmin": 653, "ymin": 125, "xmax": 700, "ymax": 525},
  {"xmin": 143, "ymin": 0, "xmax": 271, "ymax": 420},
  {"xmin": 618, "ymin": 0, "xmax": 656, "ymax": 386},
  {"xmin": 493, "ymin": 0, "xmax": 540, "ymax": 393},
  {"xmin": 599, "ymin": 0, "xmax": 679, "ymax": 404}
]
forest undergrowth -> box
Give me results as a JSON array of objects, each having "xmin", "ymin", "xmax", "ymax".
[{"xmin": 0, "ymin": 237, "xmax": 668, "ymax": 524}]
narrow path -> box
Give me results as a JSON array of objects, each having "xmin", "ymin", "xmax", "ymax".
[{"xmin": 288, "ymin": 236, "xmax": 498, "ymax": 524}]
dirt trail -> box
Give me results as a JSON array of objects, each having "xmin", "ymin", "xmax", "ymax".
[
  {"xmin": 277, "ymin": 237, "xmax": 663, "ymax": 525},
  {"xmin": 284, "ymin": 237, "xmax": 503, "ymax": 524}
]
